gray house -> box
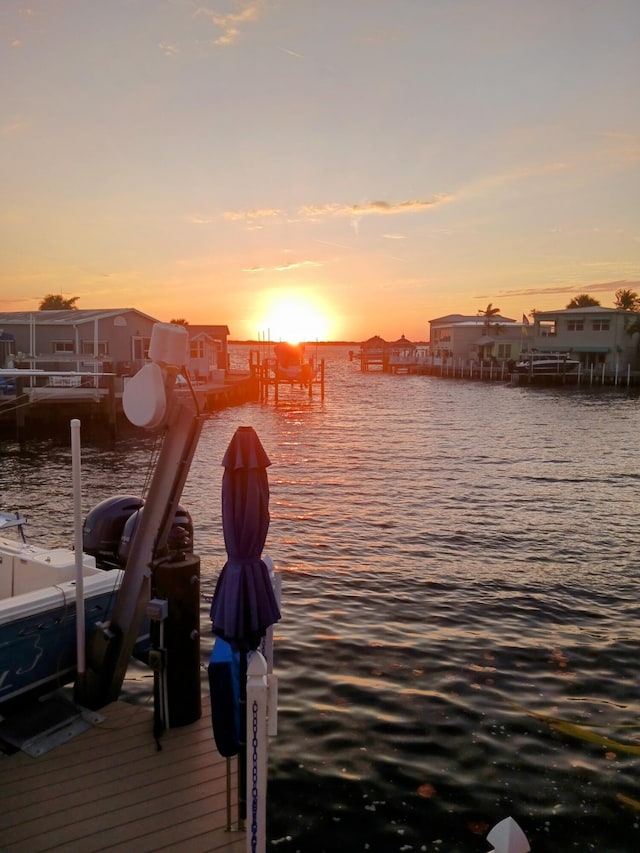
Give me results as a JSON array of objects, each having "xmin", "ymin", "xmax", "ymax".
[
  {"xmin": 0, "ymin": 309, "xmax": 160, "ymax": 376},
  {"xmin": 0, "ymin": 311, "xmax": 231, "ymax": 380},
  {"xmin": 530, "ymin": 307, "xmax": 640, "ymax": 374}
]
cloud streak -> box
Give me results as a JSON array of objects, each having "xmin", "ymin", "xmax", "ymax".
[
  {"xmin": 219, "ymin": 194, "xmax": 452, "ymax": 227},
  {"xmin": 299, "ymin": 195, "xmax": 453, "ymax": 218},
  {"xmin": 243, "ymin": 260, "xmax": 323, "ymax": 273},
  {"xmin": 495, "ymin": 280, "xmax": 640, "ymax": 299},
  {"xmin": 196, "ymin": 1, "xmax": 263, "ymax": 46}
]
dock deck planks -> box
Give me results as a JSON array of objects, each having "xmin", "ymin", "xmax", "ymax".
[{"xmin": 0, "ymin": 693, "xmax": 246, "ymax": 852}]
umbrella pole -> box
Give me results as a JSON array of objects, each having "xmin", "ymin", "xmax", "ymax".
[
  {"xmin": 225, "ymin": 757, "xmax": 231, "ymax": 831},
  {"xmin": 238, "ymin": 650, "xmax": 247, "ymax": 829}
]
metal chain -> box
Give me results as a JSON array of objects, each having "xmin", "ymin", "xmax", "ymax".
[{"xmin": 250, "ymin": 698, "xmax": 259, "ymax": 852}]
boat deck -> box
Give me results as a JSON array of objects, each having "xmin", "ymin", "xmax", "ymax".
[{"xmin": 0, "ymin": 692, "xmax": 246, "ymax": 853}]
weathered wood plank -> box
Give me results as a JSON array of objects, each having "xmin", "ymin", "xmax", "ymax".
[{"xmin": 0, "ymin": 692, "xmax": 245, "ymax": 853}]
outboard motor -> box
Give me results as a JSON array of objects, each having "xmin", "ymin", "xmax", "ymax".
[
  {"xmin": 117, "ymin": 504, "xmax": 194, "ymax": 566},
  {"xmin": 83, "ymin": 495, "xmax": 145, "ymax": 568}
]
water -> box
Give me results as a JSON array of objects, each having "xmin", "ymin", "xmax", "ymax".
[{"xmin": 2, "ymin": 346, "xmax": 640, "ymax": 851}]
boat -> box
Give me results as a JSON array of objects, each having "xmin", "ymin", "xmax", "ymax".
[
  {"xmin": 0, "ymin": 511, "xmax": 128, "ymax": 710},
  {"xmin": 0, "ymin": 322, "xmax": 203, "ymax": 714},
  {"xmin": 272, "ymin": 342, "xmax": 314, "ymax": 384},
  {"xmin": 515, "ymin": 352, "xmax": 580, "ymax": 375}
]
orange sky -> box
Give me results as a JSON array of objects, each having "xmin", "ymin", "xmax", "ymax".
[{"xmin": 1, "ymin": 1, "xmax": 638, "ymax": 341}]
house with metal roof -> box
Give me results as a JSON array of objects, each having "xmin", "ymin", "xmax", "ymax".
[
  {"xmin": 0, "ymin": 311, "xmax": 231, "ymax": 380},
  {"xmin": 0, "ymin": 309, "xmax": 160, "ymax": 376}
]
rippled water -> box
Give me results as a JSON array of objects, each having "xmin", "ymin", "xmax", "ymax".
[{"xmin": 2, "ymin": 346, "xmax": 640, "ymax": 852}]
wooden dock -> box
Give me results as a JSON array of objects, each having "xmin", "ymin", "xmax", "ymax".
[{"xmin": 0, "ymin": 692, "xmax": 246, "ymax": 853}]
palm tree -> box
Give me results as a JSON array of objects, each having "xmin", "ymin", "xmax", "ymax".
[
  {"xmin": 566, "ymin": 294, "xmax": 600, "ymax": 308},
  {"xmin": 479, "ymin": 303, "xmax": 501, "ymax": 334},
  {"xmin": 614, "ymin": 289, "xmax": 640, "ymax": 311},
  {"xmin": 39, "ymin": 294, "xmax": 79, "ymax": 310}
]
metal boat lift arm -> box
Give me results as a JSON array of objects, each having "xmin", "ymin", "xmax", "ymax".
[{"xmin": 76, "ymin": 324, "xmax": 204, "ymax": 709}]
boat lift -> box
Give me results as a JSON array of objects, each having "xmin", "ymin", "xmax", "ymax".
[{"xmin": 76, "ymin": 323, "xmax": 205, "ymax": 711}]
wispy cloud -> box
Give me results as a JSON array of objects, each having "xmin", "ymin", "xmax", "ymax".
[
  {"xmin": 207, "ymin": 195, "xmax": 451, "ymax": 229},
  {"xmin": 299, "ymin": 196, "xmax": 453, "ymax": 218},
  {"xmin": 495, "ymin": 279, "xmax": 640, "ymax": 299},
  {"xmin": 1, "ymin": 119, "xmax": 27, "ymax": 138},
  {"xmin": 159, "ymin": 42, "xmax": 180, "ymax": 56},
  {"xmin": 382, "ymin": 233, "xmax": 407, "ymax": 240},
  {"xmin": 224, "ymin": 207, "xmax": 283, "ymax": 222},
  {"xmin": 278, "ymin": 46, "xmax": 304, "ymax": 59},
  {"xmin": 242, "ymin": 259, "xmax": 323, "ymax": 274},
  {"xmin": 196, "ymin": 1, "xmax": 263, "ymax": 46}
]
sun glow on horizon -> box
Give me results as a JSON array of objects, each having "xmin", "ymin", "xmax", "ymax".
[{"xmin": 256, "ymin": 291, "xmax": 333, "ymax": 343}]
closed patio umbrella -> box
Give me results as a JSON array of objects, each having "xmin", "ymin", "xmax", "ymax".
[
  {"xmin": 210, "ymin": 426, "xmax": 280, "ymax": 650},
  {"xmin": 209, "ymin": 425, "xmax": 280, "ymax": 825}
]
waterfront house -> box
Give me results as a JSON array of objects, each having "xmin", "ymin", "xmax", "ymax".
[
  {"xmin": 428, "ymin": 314, "xmax": 523, "ymax": 363},
  {"xmin": 529, "ymin": 307, "xmax": 640, "ymax": 375},
  {"xmin": 0, "ymin": 309, "xmax": 160, "ymax": 376},
  {"xmin": 0, "ymin": 311, "xmax": 231, "ymax": 381},
  {"xmin": 185, "ymin": 324, "xmax": 230, "ymax": 380}
]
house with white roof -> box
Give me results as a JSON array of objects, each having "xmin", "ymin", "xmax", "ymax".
[
  {"xmin": 428, "ymin": 313, "xmax": 525, "ymax": 363},
  {"xmin": 529, "ymin": 307, "xmax": 640, "ymax": 374}
]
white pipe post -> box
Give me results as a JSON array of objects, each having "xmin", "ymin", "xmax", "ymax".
[
  {"xmin": 246, "ymin": 651, "xmax": 268, "ymax": 853},
  {"xmin": 71, "ymin": 419, "xmax": 85, "ymax": 674},
  {"xmin": 627, "ymin": 364, "xmax": 631, "ymax": 387},
  {"xmin": 259, "ymin": 555, "xmax": 280, "ymax": 737}
]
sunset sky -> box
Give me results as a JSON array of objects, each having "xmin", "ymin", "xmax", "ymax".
[{"xmin": 1, "ymin": 0, "xmax": 638, "ymax": 342}]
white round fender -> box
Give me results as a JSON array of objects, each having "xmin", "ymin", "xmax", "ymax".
[{"xmin": 123, "ymin": 362, "xmax": 167, "ymax": 428}]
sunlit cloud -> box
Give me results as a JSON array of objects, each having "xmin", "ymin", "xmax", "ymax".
[
  {"xmin": 278, "ymin": 46, "xmax": 304, "ymax": 59},
  {"xmin": 11, "ymin": 39, "xmax": 22, "ymax": 48},
  {"xmin": 242, "ymin": 260, "xmax": 323, "ymax": 274},
  {"xmin": 274, "ymin": 260, "xmax": 322, "ymax": 271},
  {"xmin": 223, "ymin": 207, "xmax": 283, "ymax": 222},
  {"xmin": 159, "ymin": 42, "xmax": 180, "ymax": 56},
  {"xmin": 1, "ymin": 120, "xmax": 27, "ymax": 137},
  {"xmin": 383, "ymin": 233, "xmax": 407, "ymax": 240},
  {"xmin": 299, "ymin": 195, "xmax": 453, "ymax": 218},
  {"xmin": 196, "ymin": 1, "xmax": 263, "ymax": 46}
]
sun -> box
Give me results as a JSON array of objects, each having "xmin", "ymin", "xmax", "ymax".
[{"xmin": 258, "ymin": 291, "xmax": 333, "ymax": 343}]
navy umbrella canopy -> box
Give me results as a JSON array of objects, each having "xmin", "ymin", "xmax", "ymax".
[{"xmin": 210, "ymin": 426, "xmax": 281, "ymax": 652}]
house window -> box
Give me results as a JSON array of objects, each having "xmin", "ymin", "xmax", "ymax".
[
  {"xmin": 81, "ymin": 341, "xmax": 108, "ymax": 355},
  {"xmin": 539, "ymin": 322, "xmax": 556, "ymax": 337},
  {"xmin": 497, "ymin": 344, "xmax": 512, "ymax": 358},
  {"xmin": 132, "ymin": 336, "xmax": 150, "ymax": 360},
  {"xmin": 53, "ymin": 341, "xmax": 74, "ymax": 353},
  {"xmin": 190, "ymin": 341, "xmax": 205, "ymax": 358},
  {"xmin": 592, "ymin": 320, "xmax": 610, "ymax": 331},
  {"xmin": 567, "ymin": 320, "xmax": 584, "ymax": 331}
]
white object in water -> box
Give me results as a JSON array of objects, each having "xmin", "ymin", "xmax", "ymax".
[{"xmin": 487, "ymin": 816, "xmax": 530, "ymax": 853}]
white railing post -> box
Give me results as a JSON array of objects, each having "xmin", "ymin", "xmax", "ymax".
[{"xmin": 246, "ymin": 651, "xmax": 269, "ymax": 853}]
